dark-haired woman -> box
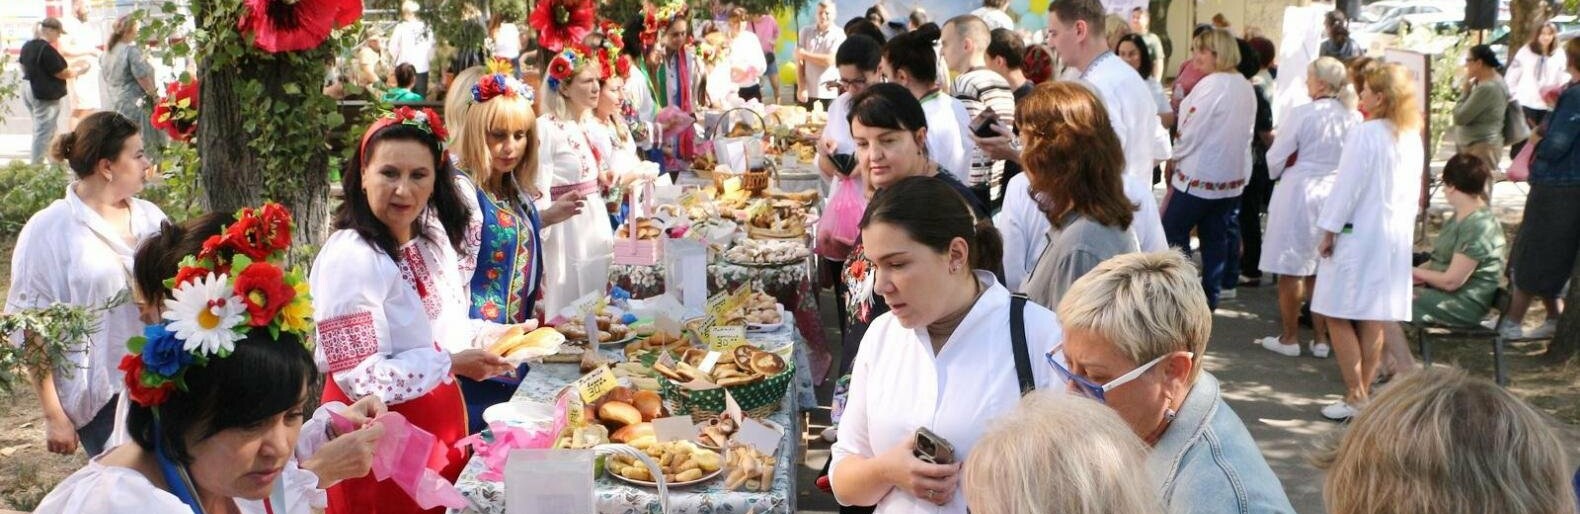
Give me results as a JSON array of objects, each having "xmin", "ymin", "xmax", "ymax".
[
  {"xmin": 1454, "ymin": 45, "xmax": 1509, "ymax": 170},
  {"xmin": 829, "ymin": 176, "xmax": 1060, "ymax": 514},
  {"xmin": 879, "ymin": 25, "xmax": 974, "ymax": 183},
  {"xmin": 1507, "ymin": 22, "xmax": 1565, "ymax": 158},
  {"xmin": 1018, "ymin": 82, "xmax": 1139, "ymax": 309},
  {"xmin": 5, "ymin": 111, "xmax": 167, "ymax": 458},
  {"xmin": 35, "ymin": 206, "xmax": 385, "ymax": 514},
  {"xmin": 1319, "ymin": 11, "xmax": 1360, "ymax": 62},
  {"xmin": 312, "ymin": 110, "xmax": 513, "ymax": 513},
  {"xmin": 103, "ymin": 14, "xmax": 160, "ymax": 160}
]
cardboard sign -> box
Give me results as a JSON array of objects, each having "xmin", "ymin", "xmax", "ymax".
[
  {"xmin": 505, "ymin": 449, "xmax": 595, "ymax": 514},
  {"xmin": 664, "ymin": 238, "xmax": 708, "ymax": 311},
  {"xmin": 574, "ymin": 366, "xmax": 619, "ymax": 403},
  {"xmin": 735, "ymin": 418, "xmax": 785, "ymax": 457},
  {"xmin": 697, "ymin": 350, "xmax": 723, "ymax": 374},
  {"xmin": 651, "ymin": 415, "xmax": 696, "ymax": 443},
  {"xmin": 708, "ymin": 325, "xmax": 748, "ymax": 352}
]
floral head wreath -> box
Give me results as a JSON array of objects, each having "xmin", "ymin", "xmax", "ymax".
[
  {"xmin": 529, "ymin": 0, "xmax": 596, "ymax": 53},
  {"xmin": 357, "ymin": 106, "xmax": 448, "ymax": 169},
  {"xmin": 596, "ymin": 20, "xmax": 632, "ymax": 80},
  {"xmin": 473, "ymin": 68, "xmax": 536, "ymax": 104},
  {"xmin": 120, "ymin": 203, "xmax": 313, "ymax": 407},
  {"xmin": 640, "ymin": 0, "xmax": 688, "ymax": 48},
  {"xmin": 546, "ymin": 45, "xmax": 595, "ymax": 91}
]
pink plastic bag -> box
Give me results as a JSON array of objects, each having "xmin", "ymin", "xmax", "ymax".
[
  {"xmin": 816, "ymin": 175, "xmax": 868, "ymax": 260},
  {"xmin": 1509, "ymin": 139, "xmax": 1535, "ymax": 182}
]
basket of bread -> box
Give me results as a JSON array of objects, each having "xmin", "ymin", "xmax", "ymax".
[
  {"xmin": 745, "ymin": 199, "xmax": 808, "ymax": 240},
  {"xmin": 614, "ymin": 217, "xmax": 665, "ymax": 266},
  {"xmin": 654, "ymin": 345, "xmax": 794, "ymax": 421}
]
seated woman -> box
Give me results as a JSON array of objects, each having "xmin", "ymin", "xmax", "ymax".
[
  {"xmin": 1315, "ymin": 367, "xmax": 1577, "ymax": 514},
  {"xmin": 1017, "ymin": 81, "xmax": 1138, "ymax": 308},
  {"xmin": 830, "ymin": 176, "xmax": 1060, "ymax": 513},
  {"xmin": 963, "ymin": 390, "xmax": 1159, "ymax": 514},
  {"xmin": 384, "ymin": 63, "xmax": 425, "ymax": 103},
  {"xmin": 34, "ymin": 206, "xmax": 385, "ymax": 514},
  {"xmin": 1053, "ymin": 251, "xmax": 1294, "ymax": 513},
  {"xmin": 1404, "ymin": 153, "xmax": 1506, "ymax": 328}
]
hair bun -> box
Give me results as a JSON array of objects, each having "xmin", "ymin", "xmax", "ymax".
[
  {"xmin": 49, "ymin": 132, "xmax": 77, "ymax": 163},
  {"xmin": 914, "ymin": 23, "xmax": 941, "ymax": 43}
]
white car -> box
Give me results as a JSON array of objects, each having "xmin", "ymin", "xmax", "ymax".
[{"xmin": 1358, "ymin": 0, "xmax": 1464, "ymax": 31}]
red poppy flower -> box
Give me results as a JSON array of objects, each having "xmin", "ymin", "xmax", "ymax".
[
  {"xmin": 529, "ymin": 0, "xmax": 595, "ymax": 53},
  {"xmin": 615, "ymin": 55, "xmax": 633, "ymax": 79},
  {"xmin": 150, "ymin": 79, "xmax": 199, "ymax": 141},
  {"xmin": 238, "ymin": 0, "xmax": 362, "ymax": 53},
  {"xmin": 233, "ymin": 262, "xmax": 296, "ymax": 327},
  {"xmin": 173, "ymin": 266, "xmax": 210, "ymax": 288},
  {"xmin": 256, "ymin": 203, "xmax": 293, "ymax": 252},
  {"xmin": 220, "ymin": 215, "xmax": 272, "ymax": 261},
  {"xmin": 120, "ymin": 354, "xmax": 173, "ymax": 407},
  {"xmin": 548, "ymin": 55, "xmax": 575, "ymax": 81}
]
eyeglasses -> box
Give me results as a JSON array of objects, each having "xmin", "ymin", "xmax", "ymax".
[{"xmin": 1045, "ymin": 344, "xmax": 1193, "ymax": 403}]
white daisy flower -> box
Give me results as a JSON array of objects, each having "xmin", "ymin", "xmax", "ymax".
[{"xmin": 163, "ymin": 272, "xmax": 247, "ymax": 356}]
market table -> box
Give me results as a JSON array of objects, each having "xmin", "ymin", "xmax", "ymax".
[{"xmin": 452, "ymin": 323, "xmax": 815, "ymax": 514}]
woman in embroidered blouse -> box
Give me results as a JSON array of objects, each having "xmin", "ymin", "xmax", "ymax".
[
  {"xmin": 452, "ymin": 73, "xmax": 582, "ymax": 434},
  {"xmin": 830, "ymin": 176, "xmax": 1059, "ymax": 514},
  {"xmin": 536, "ymin": 48, "xmax": 617, "ymax": 317},
  {"xmin": 585, "ymin": 31, "xmax": 645, "ymax": 179},
  {"xmin": 5, "ymin": 112, "xmax": 167, "ymax": 458},
  {"xmin": 312, "ymin": 110, "xmax": 514, "ymax": 514},
  {"xmin": 1161, "ymin": 27, "xmax": 1255, "ymax": 311},
  {"xmin": 638, "ymin": 1, "xmax": 703, "ymax": 175},
  {"xmin": 36, "ymin": 208, "xmax": 386, "ymax": 514}
]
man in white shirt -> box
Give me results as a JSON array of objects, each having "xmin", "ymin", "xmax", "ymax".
[
  {"xmin": 796, "ymin": 0, "xmax": 845, "ymax": 109},
  {"xmin": 1042, "ymin": 0, "xmax": 1167, "ymax": 252},
  {"xmin": 971, "ymin": 0, "xmax": 1015, "ymax": 31},
  {"xmin": 387, "ymin": 0, "xmax": 435, "ymax": 96},
  {"xmin": 942, "ymin": 15, "xmax": 1018, "ymax": 209},
  {"xmin": 61, "ymin": 0, "xmax": 102, "ymax": 128}
]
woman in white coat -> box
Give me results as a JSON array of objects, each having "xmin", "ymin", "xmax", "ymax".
[
  {"xmin": 1311, "ymin": 63, "xmax": 1424, "ymax": 421},
  {"xmin": 830, "ymin": 176, "xmax": 1061, "ymax": 513},
  {"xmin": 537, "ymin": 48, "xmax": 615, "ymax": 316},
  {"xmin": 1255, "ymin": 57, "xmax": 1360, "ymax": 359}
]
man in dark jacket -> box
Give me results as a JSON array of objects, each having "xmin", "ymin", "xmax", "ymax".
[{"xmin": 21, "ymin": 18, "xmax": 77, "ymax": 164}]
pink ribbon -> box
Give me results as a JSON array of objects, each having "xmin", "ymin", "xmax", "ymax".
[
  {"xmin": 550, "ymin": 180, "xmax": 599, "ymax": 200},
  {"xmin": 454, "ymin": 421, "xmax": 560, "ymax": 482}
]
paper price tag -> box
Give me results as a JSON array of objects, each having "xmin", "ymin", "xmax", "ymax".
[
  {"xmin": 708, "ymin": 325, "xmax": 747, "ymax": 352},
  {"xmin": 736, "ymin": 418, "xmax": 785, "ymax": 457},
  {"xmin": 697, "ymin": 351, "xmax": 723, "ymax": 374},
  {"xmin": 573, "ymin": 366, "xmax": 619, "ymax": 403},
  {"xmin": 652, "ymin": 415, "xmax": 696, "ymax": 443},
  {"xmin": 705, "ymin": 290, "xmax": 730, "ymax": 319}
]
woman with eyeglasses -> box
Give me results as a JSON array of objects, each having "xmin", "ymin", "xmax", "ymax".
[
  {"xmin": 829, "ymin": 175, "xmax": 1059, "ymax": 514},
  {"xmin": 1052, "ymin": 251, "xmax": 1293, "ymax": 513}
]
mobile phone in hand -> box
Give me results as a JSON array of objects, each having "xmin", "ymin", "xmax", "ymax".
[
  {"xmin": 971, "ymin": 108, "xmax": 1001, "ymax": 139},
  {"xmin": 913, "ymin": 427, "xmax": 956, "ymax": 465}
]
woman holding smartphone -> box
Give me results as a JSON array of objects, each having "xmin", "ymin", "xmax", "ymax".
[{"xmin": 829, "ymin": 176, "xmax": 1060, "ymax": 513}]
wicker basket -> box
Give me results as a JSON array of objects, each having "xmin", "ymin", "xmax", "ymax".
[
  {"xmin": 658, "ymin": 361, "xmax": 795, "ymax": 423},
  {"xmin": 741, "ymin": 168, "xmax": 773, "ymax": 193}
]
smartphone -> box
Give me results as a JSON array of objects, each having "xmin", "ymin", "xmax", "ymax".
[
  {"xmin": 971, "ymin": 108, "xmax": 1001, "ymax": 138},
  {"xmin": 913, "ymin": 427, "xmax": 956, "ymax": 465}
]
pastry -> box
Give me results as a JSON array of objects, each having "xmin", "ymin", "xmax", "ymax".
[
  {"xmin": 597, "ymin": 401, "xmax": 643, "ymax": 427},
  {"xmin": 633, "ymin": 390, "xmax": 664, "ymax": 420}
]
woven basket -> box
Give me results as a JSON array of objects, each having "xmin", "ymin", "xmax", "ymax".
[
  {"xmin": 741, "ymin": 168, "xmax": 772, "ymax": 193},
  {"xmin": 658, "ymin": 361, "xmax": 795, "ymax": 423}
]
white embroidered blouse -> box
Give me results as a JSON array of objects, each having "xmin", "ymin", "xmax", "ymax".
[{"xmin": 310, "ymin": 225, "xmax": 491, "ymax": 405}]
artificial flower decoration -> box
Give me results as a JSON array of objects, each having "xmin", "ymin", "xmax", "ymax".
[
  {"xmin": 529, "ymin": 0, "xmax": 596, "ymax": 53},
  {"xmin": 600, "ymin": 19, "xmax": 625, "ymax": 52},
  {"xmin": 150, "ymin": 78, "xmax": 199, "ymax": 142},
  {"xmin": 472, "ymin": 72, "xmax": 535, "ymax": 104},
  {"xmin": 392, "ymin": 106, "xmax": 449, "ymax": 143},
  {"xmin": 237, "ymin": 0, "xmax": 363, "ymax": 53},
  {"xmin": 546, "ymin": 46, "xmax": 593, "ymax": 91},
  {"xmin": 162, "ymin": 272, "xmax": 248, "ymax": 356},
  {"xmin": 125, "ymin": 203, "xmax": 315, "ymax": 407},
  {"xmin": 640, "ymin": 0, "xmax": 687, "ymax": 48}
]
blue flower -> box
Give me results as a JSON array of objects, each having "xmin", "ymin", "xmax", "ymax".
[{"xmin": 141, "ymin": 323, "xmax": 193, "ymax": 377}]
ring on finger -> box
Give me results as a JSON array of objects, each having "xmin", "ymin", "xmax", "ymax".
[{"xmin": 926, "ymin": 489, "xmax": 936, "ymax": 500}]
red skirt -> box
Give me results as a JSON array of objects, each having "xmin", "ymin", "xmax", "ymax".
[{"xmin": 322, "ymin": 375, "xmax": 469, "ymax": 514}]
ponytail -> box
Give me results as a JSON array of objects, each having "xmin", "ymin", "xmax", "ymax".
[{"xmin": 973, "ymin": 219, "xmax": 1005, "ymax": 283}]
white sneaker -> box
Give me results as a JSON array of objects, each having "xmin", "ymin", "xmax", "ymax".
[
  {"xmin": 820, "ymin": 426, "xmax": 838, "ymax": 442},
  {"xmin": 1219, "ymin": 288, "xmax": 1238, "ymax": 300},
  {"xmin": 1480, "ymin": 318, "xmax": 1498, "ymax": 330},
  {"xmin": 1256, "ymin": 336, "xmax": 1301, "ymax": 357},
  {"xmin": 1525, "ymin": 319, "xmax": 1558, "ymax": 339},
  {"xmin": 1497, "ymin": 321, "xmax": 1526, "ymax": 339},
  {"xmin": 1321, "ymin": 401, "xmax": 1357, "ymax": 421},
  {"xmin": 1311, "ymin": 342, "xmax": 1332, "ymax": 359}
]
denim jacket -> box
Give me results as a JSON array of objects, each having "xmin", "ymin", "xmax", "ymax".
[
  {"xmin": 1532, "ymin": 83, "xmax": 1580, "ymax": 186},
  {"xmin": 1147, "ymin": 372, "xmax": 1295, "ymax": 514}
]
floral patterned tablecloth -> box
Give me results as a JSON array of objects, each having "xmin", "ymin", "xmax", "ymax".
[{"xmin": 452, "ymin": 325, "xmax": 812, "ymax": 514}]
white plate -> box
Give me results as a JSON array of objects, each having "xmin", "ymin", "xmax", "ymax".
[
  {"xmin": 482, "ymin": 399, "xmax": 556, "ymax": 430},
  {"xmin": 607, "ymin": 465, "xmax": 724, "ymax": 488},
  {"xmin": 745, "ymin": 304, "xmax": 787, "ymax": 333}
]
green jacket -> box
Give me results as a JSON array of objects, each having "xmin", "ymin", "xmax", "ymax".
[{"xmin": 1454, "ymin": 77, "xmax": 1509, "ymax": 146}]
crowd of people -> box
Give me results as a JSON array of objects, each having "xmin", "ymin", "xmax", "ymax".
[{"xmin": 7, "ymin": 0, "xmax": 1580, "ymax": 513}]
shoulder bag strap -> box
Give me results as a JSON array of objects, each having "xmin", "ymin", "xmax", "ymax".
[{"xmin": 1010, "ymin": 294, "xmax": 1034, "ymax": 396}]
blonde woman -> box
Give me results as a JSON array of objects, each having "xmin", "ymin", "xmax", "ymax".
[
  {"xmin": 1311, "ymin": 63, "xmax": 1425, "ymax": 421},
  {"xmin": 1255, "ymin": 56, "xmax": 1361, "ymax": 359},
  {"xmin": 444, "ymin": 65, "xmax": 488, "ymax": 141},
  {"xmin": 963, "ymin": 391, "xmax": 1159, "ymax": 514},
  {"xmin": 1053, "ymin": 251, "xmax": 1293, "ymax": 512},
  {"xmin": 1314, "ymin": 367, "xmax": 1578, "ymax": 514},
  {"xmin": 1161, "ymin": 27, "xmax": 1256, "ymax": 310},
  {"xmin": 536, "ymin": 47, "xmax": 613, "ymax": 316}
]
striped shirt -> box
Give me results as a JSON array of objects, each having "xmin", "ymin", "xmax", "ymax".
[{"xmin": 954, "ymin": 69, "xmax": 1017, "ymax": 195}]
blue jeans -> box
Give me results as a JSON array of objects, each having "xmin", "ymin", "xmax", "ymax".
[
  {"xmin": 77, "ymin": 395, "xmax": 117, "ymax": 457},
  {"xmin": 1163, "ymin": 188, "xmax": 1241, "ymax": 310},
  {"xmin": 23, "ymin": 86, "xmax": 61, "ymax": 165}
]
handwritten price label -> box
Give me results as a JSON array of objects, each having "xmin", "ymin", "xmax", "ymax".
[
  {"xmin": 574, "ymin": 366, "xmax": 620, "ymax": 403},
  {"xmin": 708, "ymin": 325, "xmax": 748, "ymax": 352}
]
